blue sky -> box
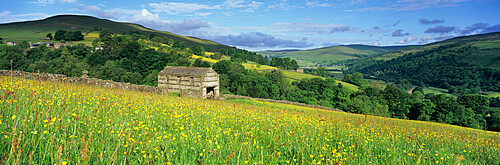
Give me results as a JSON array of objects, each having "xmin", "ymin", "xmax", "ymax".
[{"xmin": 1, "ymin": 0, "xmax": 500, "ymax": 50}]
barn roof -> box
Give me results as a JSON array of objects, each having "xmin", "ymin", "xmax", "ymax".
[{"xmin": 159, "ymin": 66, "xmax": 214, "ymax": 77}]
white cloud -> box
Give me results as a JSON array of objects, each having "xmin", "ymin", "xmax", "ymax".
[
  {"xmin": 128, "ymin": 9, "xmax": 212, "ymax": 35},
  {"xmin": 395, "ymin": 36, "xmax": 418, "ymax": 44},
  {"xmin": 79, "ymin": 5, "xmax": 138, "ymax": 19},
  {"xmin": 80, "ymin": 5, "xmax": 101, "ymax": 14},
  {"xmin": 29, "ymin": 0, "xmax": 77, "ymax": 5},
  {"xmin": 148, "ymin": 0, "xmax": 263, "ymax": 15},
  {"xmin": 345, "ymin": 7, "xmax": 391, "ymax": 12},
  {"xmin": 30, "ymin": 0, "xmax": 55, "ymax": 6},
  {"xmin": 346, "ymin": 0, "xmax": 473, "ymax": 12},
  {"xmin": 265, "ymin": 23, "xmax": 373, "ymax": 35},
  {"xmin": 0, "ymin": 11, "xmax": 12, "ymax": 17},
  {"xmin": 149, "ymin": 2, "xmax": 220, "ymax": 15},
  {"xmin": 223, "ymin": 0, "xmax": 263, "ymax": 9},
  {"xmin": 13, "ymin": 12, "xmax": 50, "ymax": 18},
  {"xmin": 268, "ymin": 0, "xmax": 299, "ymax": 10},
  {"xmin": 210, "ymin": 32, "xmax": 313, "ymax": 49},
  {"xmin": 306, "ymin": 1, "xmax": 335, "ymax": 7},
  {"xmin": 60, "ymin": 0, "xmax": 77, "ymax": 3},
  {"xmin": 194, "ymin": 12, "xmax": 213, "ymax": 17},
  {"xmin": 0, "ymin": 11, "xmax": 50, "ymax": 23}
]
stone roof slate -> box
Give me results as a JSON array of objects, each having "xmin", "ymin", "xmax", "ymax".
[{"xmin": 158, "ymin": 66, "xmax": 213, "ymax": 77}]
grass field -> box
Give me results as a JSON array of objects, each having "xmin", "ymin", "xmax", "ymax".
[
  {"xmin": 191, "ymin": 55, "xmax": 219, "ymax": 64},
  {"xmin": 486, "ymin": 92, "xmax": 500, "ymax": 98},
  {"xmin": 282, "ymin": 71, "xmax": 359, "ymax": 91},
  {"xmin": 422, "ymin": 87, "xmax": 456, "ymax": 98},
  {"xmin": 1, "ymin": 76, "xmax": 498, "ymax": 164}
]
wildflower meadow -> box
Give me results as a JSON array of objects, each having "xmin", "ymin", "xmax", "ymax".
[{"xmin": 0, "ymin": 76, "xmax": 499, "ymax": 164}]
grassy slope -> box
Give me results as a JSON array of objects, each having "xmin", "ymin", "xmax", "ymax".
[
  {"xmin": 257, "ymin": 45, "xmax": 407, "ymax": 66},
  {"xmin": 371, "ymin": 32, "xmax": 500, "ymax": 69},
  {"xmin": 0, "ymin": 15, "xmax": 229, "ymax": 51},
  {"xmin": 348, "ymin": 32, "xmax": 500, "ymax": 97},
  {"xmin": 0, "ymin": 76, "xmax": 498, "ymax": 164}
]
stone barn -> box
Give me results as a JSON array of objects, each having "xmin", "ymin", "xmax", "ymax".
[{"xmin": 158, "ymin": 66, "xmax": 219, "ymax": 99}]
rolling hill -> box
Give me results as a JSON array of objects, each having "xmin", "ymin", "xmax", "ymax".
[
  {"xmin": 0, "ymin": 15, "xmax": 229, "ymax": 51},
  {"xmin": 257, "ymin": 45, "xmax": 410, "ymax": 66},
  {"xmin": 369, "ymin": 32, "xmax": 500, "ymax": 68},
  {"xmin": 346, "ymin": 32, "xmax": 500, "ymax": 94}
]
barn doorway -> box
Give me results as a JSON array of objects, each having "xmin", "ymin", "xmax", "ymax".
[{"xmin": 206, "ymin": 87, "xmax": 215, "ymax": 99}]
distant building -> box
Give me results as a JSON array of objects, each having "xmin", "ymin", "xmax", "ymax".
[
  {"xmin": 296, "ymin": 68, "xmax": 304, "ymax": 73},
  {"xmin": 30, "ymin": 42, "xmax": 54, "ymax": 48},
  {"xmin": 54, "ymin": 42, "xmax": 71, "ymax": 49},
  {"xmin": 41, "ymin": 37, "xmax": 50, "ymax": 40},
  {"xmin": 6, "ymin": 42, "xmax": 21, "ymax": 46},
  {"xmin": 158, "ymin": 66, "xmax": 219, "ymax": 99},
  {"xmin": 95, "ymin": 46, "xmax": 104, "ymax": 50},
  {"xmin": 71, "ymin": 26, "xmax": 77, "ymax": 29}
]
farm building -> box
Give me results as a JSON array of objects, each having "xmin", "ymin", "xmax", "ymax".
[
  {"xmin": 158, "ymin": 66, "xmax": 219, "ymax": 99},
  {"xmin": 6, "ymin": 42, "xmax": 21, "ymax": 46},
  {"xmin": 54, "ymin": 42, "xmax": 72, "ymax": 49},
  {"xmin": 30, "ymin": 42, "xmax": 54, "ymax": 48}
]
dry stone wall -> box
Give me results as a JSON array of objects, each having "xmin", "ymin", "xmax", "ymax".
[
  {"xmin": 0, "ymin": 70, "xmax": 167, "ymax": 95},
  {"xmin": 0, "ymin": 70, "xmax": 343, "ymax": 112}
]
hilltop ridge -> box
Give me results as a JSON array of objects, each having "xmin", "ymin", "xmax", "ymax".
[
  {"xmin": 257, "ymin": 44, "xmax": 411, "ymax": 66},
  {"xmin": 0, "ymin": 14, "xmax": 229, "ymax": 51}
]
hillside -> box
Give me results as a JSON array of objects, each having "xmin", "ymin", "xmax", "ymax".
[
  {"xmin": 369, "ymin": 32, "xmax": 500, "ymax": 68},
  {"xmin": 1, "ymin": 76, "xmax": 499, "ymax": 164},
  {"xmin": 346, "ymin": 32, "xmax": 500, "ymax": 94},
  {"xmin": 0, "ymin": 15, "xmax": 229, "ymax": 51},
  {"xmin": 257, "ymin": 45, "xmax": 408, "ymax": 66}
]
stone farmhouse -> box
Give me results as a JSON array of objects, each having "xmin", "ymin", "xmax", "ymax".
[{"xmin": 158, "ymin": 66, "xmax": 219, "ymax": 99}]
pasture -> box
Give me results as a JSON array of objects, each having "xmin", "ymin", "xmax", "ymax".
[{"xmin": 1, "ymin": 76, "xmax": 497, "ymax": 164}]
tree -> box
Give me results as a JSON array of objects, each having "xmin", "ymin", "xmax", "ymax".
[
  {"xmin": 343, "ymin": 72, "xmax": 365, "ymax": 86},
  {"xmin": 167, "ymin": 39, "xmax": 174, "ymax": 45},
  {"xmin": 396, "ymin": 79, "xmax": 413, "ymax": 91},
  {"xmin": 191, "ymin": 45, "xmax": 205, "ymax": 56},
  {"xmin": 487, "ymin": 109, "xmax": 500, "ymax": 131},
  {"xmin": 266, "ymin": 70, "xmax": 289, "ymax": 98},
  {"xmin": 347, "ymin": 95, "xmax": 389, "ymax": 117},
  {"xmin": 383, "ymin": 84, "xmax": 411, "ymax": 119},
  {"xmin": 408, "ymin": 100, "xmax": 436, "ymax": 121},
  {"xmin": 173, "ymin": 41, "xmax": 187, "ymax": 49},
  {"xmin": 458, "ymin": 94, "xmax": 489, "ymax": 128},
  {"xmin": 46, "ymin": 33, "xmax": 53, "ymax": 40},
  {"xmin": 458, "ymin": 94, "xmax": 490, "ymax": 115},
  {"xmin": 315, "ymin": 67, "xmax": 329, "ymax": 77},
  {"xmin": 211, "ymin": 52, "xmax": 222, "ymax": 60},
  {"xmin": 1, "ymin": 47, "xmax": 29, "ymax": 70},
  {"xmin": 201, "ymin": 61, "xmax": 211, "ymax": 67},
  {"xmin": 99, "ymin": 30, "xmax": 113, "ymax": 44},
  {"xmin": 67, "ymin": 31, "xmax": 84, "ymax": 41},
  {"xmin": 54, "ymin": 30, "xmax": 67, "ymax": 40},
  {"xmin": 193, "ymin": 58, "xmax": 204, "ymax": 67}
]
